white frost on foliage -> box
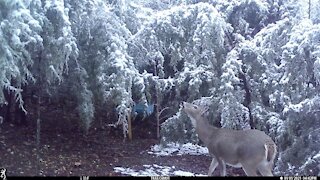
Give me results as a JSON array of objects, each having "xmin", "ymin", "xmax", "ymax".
[
  {"xmin": 44, "ymin": 0, "xmax": 70, "ymax": 24},
  {"xmin": 313, "ymin": 153, "xmax": 320, "ymax": 160},
  {"xmin": 279, "ymin": 72, "xmax": 291, "ymax": 85},
  {"xmin": 147, "ymin": 142, "xmax": 209, "ymax": 156},
  {"xmin": 283, "ymin": 98, "xmax": 311, "ymax": 114},
  {"xmin": 192, "ymin": 96, "xmax": 213, "ymax": 107},
  {"xmin": 176, "ymin": 66, "xmax": 214, "ymax": 98},
  {"xmin": 266, "ymin": 113, "xmax": 284, "ymax": 139},
  {"xmin": 157, "ymin": 77, "xmax": 175, "ymax": 92}
]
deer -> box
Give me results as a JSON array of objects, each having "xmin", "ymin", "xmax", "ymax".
[{"xmin": 181, "ymin": 102, "xmax": 277, "ymax": 176}]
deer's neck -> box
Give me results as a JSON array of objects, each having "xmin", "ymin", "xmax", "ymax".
[{"xmin": 194, "ymin": 116, "xmax": 216, "ymax": 146}]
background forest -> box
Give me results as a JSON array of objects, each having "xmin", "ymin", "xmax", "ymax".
[{"xmin": 0, "ymin": 0, "xmax": 320, "ymax": 176}]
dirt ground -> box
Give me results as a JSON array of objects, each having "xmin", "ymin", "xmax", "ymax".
[{"xmin": 0, "ymin": 120, "xmax": 244, "ymax": 177}]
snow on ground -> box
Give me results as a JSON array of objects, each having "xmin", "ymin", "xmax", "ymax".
[
  {"xmin": 114, "ymin": 164, "xmax": 206, "ymax": 176},
  {"xmin": 147, "ymin": 142, "xmax": 209, "ymax": 156},
  {"xmin": 114, "ymin": 143, "xmax": 209, "ymax": 176}
]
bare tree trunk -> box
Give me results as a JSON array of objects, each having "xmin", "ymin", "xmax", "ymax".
[
  {"xmin": 156, "ymin": 88, "xmax": 160, "ymax": 139},
  {"xmin": 127, "ymin": 113, "xmax": 132, "ymax": 140},
  {"xmin": 239, "ymin": 73, "xmax": 254, "ymax": 129},
  {"xmin": 36, "ymin": 51, "xmax": 42, "ymax": 175},
  {"xmin": 309, "ymin": 0, "xmax": 312, "ymax": 19},
  {"xmin": 36, "ymin": 95, "xmax": 41, "ymax": 175},
  {"xmin": 154, "ymin": 59, "xmax": 161, "ymax": 139}
]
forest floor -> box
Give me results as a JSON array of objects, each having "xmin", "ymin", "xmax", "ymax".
[{"xmin": 0, "ymin": 121, "xmax": 244, "ymax": 177}]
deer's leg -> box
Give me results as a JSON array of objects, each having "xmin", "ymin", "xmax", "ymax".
[
  {"xmin": 257, "ymin": 163, "xmax": 273, "ymax": 176},
  {"xmin": 217, "ymin": 158, "xmax": 226, "ymax": 176},
  {"xmin": 208, "ymin": 158, "xmax": 218, "ymax": 176},
  {"xmin": 242, "ymin": 163, "xmax": 258, "ymax": 176}
]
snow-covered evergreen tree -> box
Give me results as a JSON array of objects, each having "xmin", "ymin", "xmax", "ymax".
[
  {"xmin": 231, "ymin": 13, "xmax": 320, "ymax": 175},
  {"xmin": 219, "ymin": 49, "xmax": 250, "ymax": 130},
  {"xmin": 130, "ymin": 2, "xmax": 227, "ymax": 100},
  {"xmin": 0, "ymin": 0, "xmax": 42, "ymax": 111},
  {"xmin": 129, "ymin": 2, "xmax": 229, "ymax": 144},
  {"xmin": 39, "ymin": 0, "xmax": 78, "ymax": 83},
  {"xmin": 67, "ymin": 0, "xmax": 144, "ymax": 137}
]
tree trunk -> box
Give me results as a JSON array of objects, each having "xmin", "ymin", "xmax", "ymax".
[
  {"xmin": 154, "ymin": 58, "xmax": 160, "ymax": 140},
  {"xmin": 156, "ymin": 93, "xmax": 160, "ymax": 139},
  {"xmin": 36, "ymin": 95, "xmax": 41, "ymax": 175},
  {"xmin": 127, "ymin": 113, "xmax": 132, "ymax": 140},
  {"xmin": 309, "ymin": 0, "xmax": 311, "ymax": 19},
  {"xmin": 36, "ymin": 50, "xmax": 42, "ymax": 175},
  {"xmin": 239, "ymin": 73, "xmax": 255, "ymax": 129}
]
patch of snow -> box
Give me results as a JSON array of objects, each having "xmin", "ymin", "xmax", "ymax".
[
  {"xmin": 114, "ymin": 164, "xmax": 206, "ymax": 176},
  {"xmin": 114, "ymin": 143, "xmax": 209, "ymax": 176},
  {"xmin": 147, "ymin": 142, "xmax": 209, "ymax": 156},
  {"xmin": 114, "ymin": 167, "xmax": 141, "ymax": 176},
  {"xmin": 173, "ymin": 170, "xmax": 195, "ymax": 176},
  {"xmin": 313, "ymin": 153, "xmax": 320, "ymax": 159}
]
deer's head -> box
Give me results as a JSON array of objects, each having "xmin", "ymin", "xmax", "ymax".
[{"xmin": 181, "ymin": 102, "xmax": 208, "ymax": 127}]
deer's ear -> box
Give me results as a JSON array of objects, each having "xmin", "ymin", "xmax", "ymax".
[{"xmin": 200, "ymin": 107, "xmax": 209, "ymax": 117}]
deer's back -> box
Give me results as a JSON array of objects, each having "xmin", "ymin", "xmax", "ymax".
[{"xmin": 212, "ymin": 128, "xmax": 273, "ymax": 143}]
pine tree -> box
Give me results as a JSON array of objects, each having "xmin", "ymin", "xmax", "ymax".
[{"xmin": 0, "ymin": 0, "xmax": 42, "ymax": 112}]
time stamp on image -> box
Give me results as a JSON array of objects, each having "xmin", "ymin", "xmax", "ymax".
[{"xmin": 280, "ymin": 176, "xmax": 317, "ymax": 180}]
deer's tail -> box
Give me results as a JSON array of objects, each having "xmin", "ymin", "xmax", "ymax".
[{"xmin": 264, "ymin": 140, "xmax": 277, "ymax": 168}]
